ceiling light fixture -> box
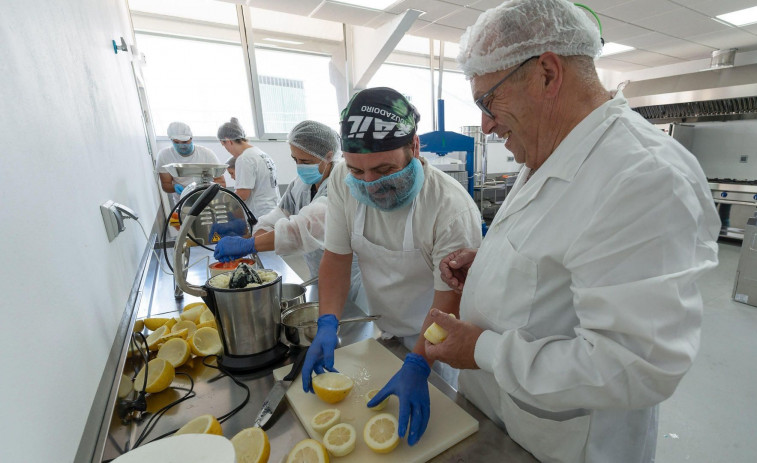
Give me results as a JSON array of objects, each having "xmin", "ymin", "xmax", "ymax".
[
  {"xmin": 330, "ymin": 0, "xmax": 397, "ymax": 11},
  {"xmin": 601, "ymin": 42, "xmax": 635, "ymax": 56},
  {"xmin": 263, "ymin": 38, "xmax": 304, "ymax": 45},
  {"xmin": 716, "ymin": 6, "xmax": 757, "ymax": 27}
]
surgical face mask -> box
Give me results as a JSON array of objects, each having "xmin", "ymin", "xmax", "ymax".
[
  {"xmin": 296, "ymin": 163, "xmax": 324, "ymax": 185},
  {"xmin": 345, "ymin": 157, "xmax": 424, "ymax": 211},
  {"xmin": 173, "ymin": 142, "xmax": 194, "ymax": 156}
]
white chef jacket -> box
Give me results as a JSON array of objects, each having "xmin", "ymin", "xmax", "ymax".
[
  {"xmin": 156, "ymin": 144, "xmax": 221, "ymax": 200},
  {"xmin": 235, "ymin": 146, "xmax": 281, "ymax": 219},
  {"xmin": 326, "ymin": 159, "xmax": 482, "ymax": 335},
  {"xmin": 458, "ymin": 92, "xmax": 720, "ymax": 462}
]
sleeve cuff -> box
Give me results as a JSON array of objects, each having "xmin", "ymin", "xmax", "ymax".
[{"xmin": 474, "ymin": 330, "xmax": 500, "ymax": 373}]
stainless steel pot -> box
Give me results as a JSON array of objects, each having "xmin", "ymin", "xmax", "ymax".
[
  {"xmin": 281, "ymin": 276, "xmax": 318, "ymax": 312},
  {"xmin": 174, "ymin": 184, "xmax": 282, "ymax": 357},
  {"xmin": 281, "ymin": 302, "xmax": 380, "ymax": 346}
]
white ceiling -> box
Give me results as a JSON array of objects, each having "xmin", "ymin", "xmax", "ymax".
[{"xmin": 246, "ymin": 0, "xmax": 757, "ymax": 71}]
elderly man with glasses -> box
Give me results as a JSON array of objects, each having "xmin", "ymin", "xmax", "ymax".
[{"xmin": 425, "ymin": 1, "xmax": 720, "ymax": 462}]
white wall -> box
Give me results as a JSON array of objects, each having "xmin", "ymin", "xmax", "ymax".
[{"xmin": 0, "ymin": 1, "xmax": 161, "ymax": 461}]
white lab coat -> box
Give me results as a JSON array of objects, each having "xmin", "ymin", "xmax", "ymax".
[
  {"xmin": 254, "ymin": 177, "xmax": 365, "ymax": 306},
  {"xmin": 458, "ymin": 93, "xmax": 720, "ymax": 463}
]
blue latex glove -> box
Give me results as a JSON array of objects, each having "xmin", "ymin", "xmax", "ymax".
[
  {"xmin": 213, "ymin": 236, "xmax": 255, "ymax": 262},
  {"xmin": 301, "ymin": 314, "xmax": 339, "ymax": 393},
  {"xmin": 367, "ymin": 353, "xmax": 430, "ymax": 446},
  {"xmin": 209, "ymin": 218, "xmax": 247, "ymax": 242},
  {"xmin": 174, "ymin": 184, "xmax": 184, "ymax": 194}
]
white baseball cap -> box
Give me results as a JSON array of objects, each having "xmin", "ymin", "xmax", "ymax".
[{"xmin": 167, "ymin": 121, "xmax": 193, "ymax": 141}]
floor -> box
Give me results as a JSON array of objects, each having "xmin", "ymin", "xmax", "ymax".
[{"xmin": 655, "ymin": 240, "xmax": 757, "ymax": 462}]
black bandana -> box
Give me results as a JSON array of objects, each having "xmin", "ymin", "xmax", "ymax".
[{"xmin": 340, "ymin": 87, "xmax": 420, "ymax": 153}]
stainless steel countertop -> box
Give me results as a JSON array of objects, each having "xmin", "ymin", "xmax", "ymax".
[{"xmin": 101, "ymin": 248, "xmax": 536, "ymax": 462}]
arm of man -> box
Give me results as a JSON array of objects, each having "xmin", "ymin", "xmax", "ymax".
[
  {"xmin": 213, "ymin": 175, "xmax": 226, "ymax": 187},
  {"xmin": 159, "ymin": 173, "xmax": 175, "ymax": 194},
  {"xmin": 235, "ymin": 188, "xmax": 251, "ymax": 201},
  {"xmin": 318, "ymin": 250, "xmax": 353, "ymax": 319}
]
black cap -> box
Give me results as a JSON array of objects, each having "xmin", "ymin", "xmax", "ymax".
[{"xmin": 340, "ymin": 87, "xmax": 420, "ymax": 153}]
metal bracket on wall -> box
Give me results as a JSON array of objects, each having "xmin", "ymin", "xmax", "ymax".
[{"xmin": 112, "ymin": 37, "xmax": 127, "ymax": 54}]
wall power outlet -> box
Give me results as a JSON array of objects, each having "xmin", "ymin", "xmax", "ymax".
[{"xmin": 100, "ymin": 200, "xmax": 139, "ymax": 242}]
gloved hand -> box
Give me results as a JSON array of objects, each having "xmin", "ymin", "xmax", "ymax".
[
  {"xmin": 209, "ymin": 218, "xmax": 248, "ymax": 242},
  {"xmin": 301, "ymin": 314, "xmax": 339, "ymax": 393},
  {"xmin": 174, "ymin": 184, "xmax": 184, "ymax": 194},
  {"xmin": 213, "ymin": 236, "xmax": 255, "ymax": 262},
  {"xmin": 367, "ymin": 353, "xmax": 430, "ymax": 446}
]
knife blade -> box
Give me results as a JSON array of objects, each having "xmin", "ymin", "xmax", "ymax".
[{"xmin": 253, "ymin": 346, "xmax": 308, "ymax": 428}]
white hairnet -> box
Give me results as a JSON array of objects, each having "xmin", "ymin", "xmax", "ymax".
[
  {"xmin": 217, "ymin": 117, "xmax": 247, "ymax": 141},
  {"xmin": 167, "ymin": 121, "xmax": 192, "ymax": 141},
  {"xmin": 457, "ymin": 0, "xmax": 602, "ymax": 78},
  {"xmin": 288, "ymin": 120, "xmax": 342, "ymax": 163}
]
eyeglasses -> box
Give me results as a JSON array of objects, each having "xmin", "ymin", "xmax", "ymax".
[{"xmin": 474, "ymin": 56, "xmax": 539, "ymax": 119}]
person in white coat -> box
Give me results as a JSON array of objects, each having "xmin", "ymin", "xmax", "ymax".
[
  {"xmin": 156, "ymin": 121, "xmax": 225, "ymax": 200},
  {"xmin": 425, "ymin": 1, "xmax": 721, "ymax": 462},
  {"xmin": 213, "ymin": 120, "xmax": 366, "ymax": 307},
  {"xmin": 300, "ymin": 87, "xmax": 483, "ymax": 447},
  {"xmin": 217, "ymin": 117, "xmax": 280, "ymax": 218}
]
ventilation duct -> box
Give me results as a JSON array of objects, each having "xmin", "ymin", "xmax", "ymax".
[{"xmin": 623, "ymin": 50, "xmax": 757, "ymax": 123}]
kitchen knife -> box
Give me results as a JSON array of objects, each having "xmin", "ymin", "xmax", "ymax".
[{"xmin": 253, "ymin": 346, "xmax": 308, "ymax": 428}]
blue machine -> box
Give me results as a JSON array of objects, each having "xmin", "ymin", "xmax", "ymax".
[{"xmin": 418, "ymin": 99, "xmax": 475, "ymax": 197}]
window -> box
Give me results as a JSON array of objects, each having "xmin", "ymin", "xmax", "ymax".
[
  {"xmin": 129, "ymin": 0, "xmax": 238, "ymax": 25},
  {"xmin": 253, "ymin": 48, "xmax": 340, "ymax": 134},
  {"xmin": 436, "ymin": 70, "xmax": 481, "ymax": 133},
  {"xmin": 135, "ymin": 33, "xmax": 255, "ymax": 137}
]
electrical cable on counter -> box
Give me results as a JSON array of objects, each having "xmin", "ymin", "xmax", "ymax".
[{"xmin": 202, "ymin": 355, "xmax": 251, "ymax": 424}]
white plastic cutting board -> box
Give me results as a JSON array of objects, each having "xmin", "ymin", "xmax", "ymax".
[{"xmin": 273, "ymin": 338, "xmax": 478, "ymax": 462}]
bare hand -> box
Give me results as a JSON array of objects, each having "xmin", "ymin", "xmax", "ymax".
[
  {"xmin": 439, "ymin": 248, "xmax": 477, "ymax": 294},
  {"xmin": 424, "ymin": 308, "xmax": 483, "ymax": 369}
]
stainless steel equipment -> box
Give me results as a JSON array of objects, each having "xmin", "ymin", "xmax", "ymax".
[
  {"xmin": 708, "ymin": 178, "xmax": 757, "ymax": 240},
  {"xmin": 733, "ymin": 212, "xmax": 757, "ymax": 307},
  {"xmin": 174, "ymin": 184, "xmax": 288, "ymax": 372},
  {"xmin": 281, "ymin": 276, "xmax": 318, "ymax": 312}
]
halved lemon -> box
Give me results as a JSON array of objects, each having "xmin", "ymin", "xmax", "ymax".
[
  {"xmin": 190, "ymin": 327, "xmax": 223, "ymax": 356},
  {"xmin": 133, "ymin": 358, "xmax": 175, "ymax": 393},
  {"xmin": 198, "ymin": 309, "xmax": 215, "ymax": 324},
  {"xmin": 117, "ymin": 374, "xmax": 133, "ymax": 399},
  {"xmin": 144, "ymin": 317, "xmax": 170, "ymax": 331},
  {"xmin": 181, "ymin": 305, "xmax": 205, "ymax": 323},
  {"xmin": 323, "ymin": 423, "xmax": 356, "ymax": 457},
  {"xmin": 163, "ymin": 317, "xmax": 178, "ymax": 331},
  {"xmin": 174, "ymin": 414, "xmax": 223, "ymax": 436},
  {"xmin": 365, "ymin": 389, "xmax": 389, "ymax": 411},
  {"xmin": 183, "ymin": 301, "xmax": 208, "ymax": 312},
  {"xmin": 310, "ymin": 408, "xmax": 340, "ymax": 434},
  {"xmin": 423, "ymin": 313, "xmax": 456, "ymax": 344},
  {"xmin": 157, "ymin": 338, "xmax": 191, "ymax": 368},
  {"xmin": 133, "ymin": 319, "xmax": 145, "ymax": 333},
  {"xmin": 172, "ymin": 320, "xmax": 197, "ymax": 340},
  {"xmin": 286, "ymin": 439, "xmax": 329, "ymax": 463},
  {"xmin": 230, "ymin": 427, "xmax": 270, "ymax": 463},
  {"xmin": 145, "ymin": 325, "xmax": 170, "ymax": 351},
  {"xmin": 363, "ymin": 413, "xmax": 399, "ymax": 454},
  {"xmin": 312, "ymin": 373, "xmax": 353, "ymax": 404}
]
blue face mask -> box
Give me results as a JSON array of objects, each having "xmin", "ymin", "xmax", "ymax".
[
  {"xmin": 173, "ymin": 142, "xmax": 194, "ymax": 156},
  {"xmin": 297, "ymin": 163, "xmax": 324, "ymax": 185},
  {"xmin": 345, "ymin": 157, "xmax": 424, "ymax": 211}
]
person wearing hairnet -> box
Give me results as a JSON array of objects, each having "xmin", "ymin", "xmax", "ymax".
[
  {"xmin": 156, "ymin": 121, "xmax": 225, "ymax": 199},
  {"xmin": 217, "ymin": 117, "xmax": 281, "ymax": 218},
  {"xmin": 213, "ymin": 120, "xmax": 366, "ymax": 306},
  {"xmin": 424, "ymin": 1, "xmax": 720, "ymax": 462},
  {"xmin": 301, "ymin": 87, "xmax": 483, "ymax": 446}
]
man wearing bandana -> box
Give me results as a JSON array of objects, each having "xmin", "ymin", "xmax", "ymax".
[{"xmin": 301, "ymin": 87, "xmax": 483, "ymax": 446}]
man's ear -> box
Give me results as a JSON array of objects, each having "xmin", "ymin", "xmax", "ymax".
[
  {"xmin": 412, "ymin": 134, "xmax": 421, "ymax": 158},
  {"xmin": 537, "ymin": 52, "xmax": 564, "ymax": 98}
]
